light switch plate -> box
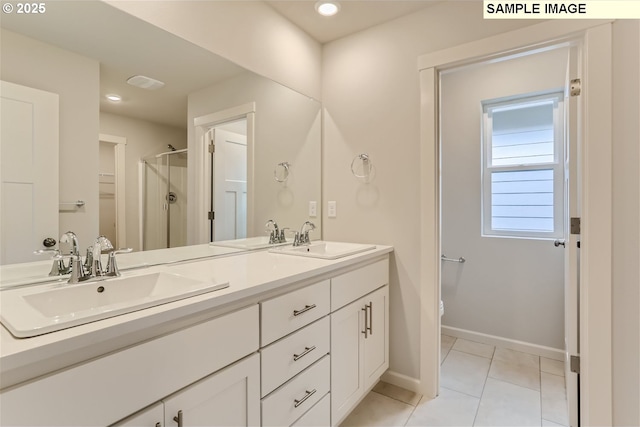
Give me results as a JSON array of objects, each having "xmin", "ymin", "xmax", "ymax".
[
  {"xmin": 309, "ymin": 201, "xmax": 317, "ymax": 217},
  {"xmin": 328, "ymin": 201, "xmax": 337, "ymax": 218}
]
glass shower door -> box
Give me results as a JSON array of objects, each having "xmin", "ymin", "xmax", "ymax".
[{"xmin": 142, "ymin": 150, "xmax": 188, "ymax": 250}]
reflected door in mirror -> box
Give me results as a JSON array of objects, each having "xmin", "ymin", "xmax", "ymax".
[
  {"xmin": 0, "ymin": 81, "xmax": 59, "ymax": 265},
  {"xmin": 210, "ymin": 124, "xmax": 247, "ymax": 242}
]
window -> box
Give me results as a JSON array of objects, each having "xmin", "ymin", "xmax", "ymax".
[{"xmin": 482, "ymin": 92, "xmax": 565, "ymax": 238}]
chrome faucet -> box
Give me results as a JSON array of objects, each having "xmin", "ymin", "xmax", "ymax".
[
  {"xmin": 265, "ymin": 219, "xmax": 288, "ymax": 244},
  {"xmin": 59, "ymin": 231, "xmax": 80, "ymax": 257},
  {"xmin": 293, "ymin": 221, "xmax": 315, "ymax": 246},
  {"xmin": 37, "ymin": 232, "xmax": 132, "ymax": 283}
]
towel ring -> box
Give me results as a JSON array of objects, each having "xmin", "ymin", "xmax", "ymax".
[
  {"xmin": 351, "ymin": 153, "xmax": 373, "ymax": 180},
  {"xmin": 274, "ymin": 162, "xmax": 291, "ymax": 182}
]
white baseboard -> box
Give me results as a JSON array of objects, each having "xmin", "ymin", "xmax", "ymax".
[
  {"xmin": 380, "ymin": 370, "xmax": 422, "ymax": 394},
  {"xmin": 441, "ymin": 325, "xmax": 565, "ymax": 361}
]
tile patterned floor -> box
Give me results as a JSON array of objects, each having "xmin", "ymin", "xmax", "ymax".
[{"xmin": 340, "ymin": 335, "xmax": 569, "ymax": 427}]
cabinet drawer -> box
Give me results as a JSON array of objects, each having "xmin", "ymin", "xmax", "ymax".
[
  {"xmin": 331, "ymin": 259, "xmax": 388, "ymax": 310},
  {"xmin": 261, "ymin": 317, "xmax": 329, "ymax": 397},
  {"xmin": 261, "ymin": 356, "xmax": 330, "ymax": 427},
  {"xmin": 291, "ymin": 393, "xmax": 330, "ymax": 427},
  {"xmin": 261, "ymin": 280, "xmax": 330, "ymax": 345}
]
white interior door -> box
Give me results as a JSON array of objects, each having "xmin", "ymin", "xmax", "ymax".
[
  {"xmin": 212, "ymin": 128, "xmax": 247, "ymax": 241},
  {"xmin": 0, "ymin": 80, "xmax": 59, "ymax": 264},
  {"xmin": 564, "ymin": 45, "xmax": 581, "ymax": 427}
]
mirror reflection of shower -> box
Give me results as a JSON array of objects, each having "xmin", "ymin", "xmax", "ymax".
[{"xmin": 141, "ymin": 147, "xmax": 188, "ymax": 250}]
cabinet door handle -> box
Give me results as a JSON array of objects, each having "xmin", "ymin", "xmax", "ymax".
[
  {"xmin": 294, "ymin": 389, "xmax": 317, "ymax": 408},
  {"xmin": 361, "ymin": 305, "xmax": 368, "ymax": 339},
  {"xmin": 368, "ymin": 302, "xmax": 373, "ymax": 335},
  {"xmin": 293, "ymin": 345, "xmax": 316, "ymax": 361},
  {"xmin": 293, "ymin": 304, "xmax": 317, "ymax": 317},
  {"xmin": 173, "ymin": 410, "xmax": 183, "ymax": 427}
]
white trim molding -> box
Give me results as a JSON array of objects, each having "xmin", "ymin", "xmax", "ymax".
[
  {"xmin": 380, "ymin": 370, "xmax": 422, "ymax": 394},
  {"xmin": 441, "ymin": 326, "xmax": 565, "ymax": 361},
  {"xmin": 418, "ymin": 20, "xmax": 613, "ymax": 425}
]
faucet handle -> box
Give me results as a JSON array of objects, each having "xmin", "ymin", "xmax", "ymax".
[
  {"xmin": 34, "ymin": 248, "xmax": 60, "ymax": 257},
  {"xmin": 106, "ymin": 248, "xmax": 132, "ymax": 277},
  {"xmin": 34, "ymin": 248, "xmax": 66, "ymax": 276},
  {"xmin": 54, "ymin": 254, "xmax": 89, "ymax": 284},
  {"xmin": 279, "ymin": 228, "xmax": 290, "ymax": 243}
]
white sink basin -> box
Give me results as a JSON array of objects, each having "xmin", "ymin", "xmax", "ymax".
[
  {"xmin": 0, "ymin": 272, "xmax": 229, "ymax": 338},
  {"xmin": 269, "ymin": 241, "xmax": 376, "ymax": 260}
]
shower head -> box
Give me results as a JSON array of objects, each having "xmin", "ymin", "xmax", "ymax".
[{"xmin": 168, "ymin": 144, "xmax": 176, "ymax": 151}]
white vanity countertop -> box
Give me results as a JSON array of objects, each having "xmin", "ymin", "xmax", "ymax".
[{"xmin": 0, "ymin": 243, "xmax": 392, "ymax": 389}]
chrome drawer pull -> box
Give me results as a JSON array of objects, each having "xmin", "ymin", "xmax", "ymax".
[
  {"xmin": 173, "ymin": 410, "xmax": 183, "ymax": 427},
  {"xmin": 361, "ymin": 305, "xmax": 368, "ymax": 338},
  {"xmin": 367, "ymin": 302, "xmax": 373, "ymax": 335},
  {"xmin": 294, "ymin": 388, "xmax": 317, "ymax": 408},
  {"xmin": 293, "ymin": 304, "xmax": 317, "ymax": 317},
  {"xmin": 293, "ymin": 345, "xmax": 317, "ymax": 361}
]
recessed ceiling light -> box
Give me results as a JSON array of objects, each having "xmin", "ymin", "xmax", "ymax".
[
  {"xmin": 315, "ymin": 1, "xmax": 340, "ymax": 16},
  {"xmin": 127, "ymin": 75, "xmax": 165, "ymax": 90},
  {"xmin": 105, "ymin": 94, "xmax": 122, "ymax": 102}
]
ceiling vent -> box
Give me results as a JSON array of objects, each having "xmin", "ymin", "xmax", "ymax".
[{"xmin": 126, "ymin": 75, "xmax": 165, "ymax": 90}]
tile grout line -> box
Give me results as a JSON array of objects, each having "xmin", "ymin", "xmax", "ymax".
[
  {"xmin": 540, "ymin": 356, "xmax": 544, "ymax": 425},
  {"xmin": 471, "ymin": 345, "xmax": 494, "ymax": 426},
  {"xmin": 370, "ymin": 390, "xmax": 421, "ymax": 408},
  {"xmin": 402, "ymin": 395, "xmax": 424, "ymax": 427}
]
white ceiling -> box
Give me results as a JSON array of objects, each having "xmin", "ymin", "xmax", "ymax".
[
  {"xmin": 1, "ymin": 1, "xmax": 245, "ymax": 128},
  {"xmin": 265, "ymin": 1, "xmax": 442, "ymax": 44},
  {"xmin": 2, "ymin": 1, "xmax": 441, "ymax": 129}
]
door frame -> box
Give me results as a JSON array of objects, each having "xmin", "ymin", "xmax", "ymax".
[
  {"xmin": 191, "ymin": 103, "xmax": 255, "ymax": 244},
  {"xmin": 98, "ymin": 133, "xmax": 127, "ymax": 248},
  {"xmin": 418, "ymin": 20, "xmax": 613, "ymax": 426}
]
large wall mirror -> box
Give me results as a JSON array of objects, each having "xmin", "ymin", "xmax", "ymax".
[{"xmin": 0, "ymin": 0, "xmax": 321, "ymax": 271}]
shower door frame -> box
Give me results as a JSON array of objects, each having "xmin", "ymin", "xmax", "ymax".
[{"xmin": 418, "ymin": 20, "xmax": 613, "ymax": 426}]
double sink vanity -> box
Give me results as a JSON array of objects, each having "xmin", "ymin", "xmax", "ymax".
[{"xmin": 0, "ymin": 240, "xmax": 392, "ymax": 427}]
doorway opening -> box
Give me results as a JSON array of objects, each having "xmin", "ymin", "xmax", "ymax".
[
  {"xmin": 206, "ymin": 119, "xmax": 248, "ymax": 242},
  {"xmin": 419, "ymin": 20, "xmax": 614, "ymax": 427},
  {"xmin": 439, "ymin": 45, "xmax": 577, "ymax": 426},
  {"xmin": 98, "ymin": 133, "xmax": 126, "ymax": 249},
  {"xmin": 191, "ymin": 102, "xmax": 255, "ymax": 245}
]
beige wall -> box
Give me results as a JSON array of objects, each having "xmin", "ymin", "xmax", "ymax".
[
  {"xmin": 612, "ymin": 19, "xmax": 640, "ymax": 427},
  {"xmin": 100, "ymin": 112, "xmax": 186, "ymax": 252},
  {"xmin": 105, "ymin": 0, "xmax": 322, "ymax": 101},
  {"xmin": 440, "ymin": 48, "xmax": 568, "ymax": 350},
  {"xmin": 321, "ymin": 1, "xmax": 539, "ymax": 380},
  {"xmin": 1, "ymin": 29, "xmax": 100, "ymax": 247}
]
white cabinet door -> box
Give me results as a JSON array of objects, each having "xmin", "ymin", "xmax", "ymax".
[
  {"xmin": 164, "ymin": 354, "xmax": 260, "ymax": 427},
  {"xmin": 363, "ymin": 286, "xmax": 389, "ymax": 390},
  {"xmin": 330, "ymin": 285, "xmax": 389, "ymax": 426},
  {"xmin": 330, "ymin": 298, "xmax": 364, "ymax": 426},
  {"xmin": 111, "ymin": 402, "xmax": 164, "ymax": 427}
]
